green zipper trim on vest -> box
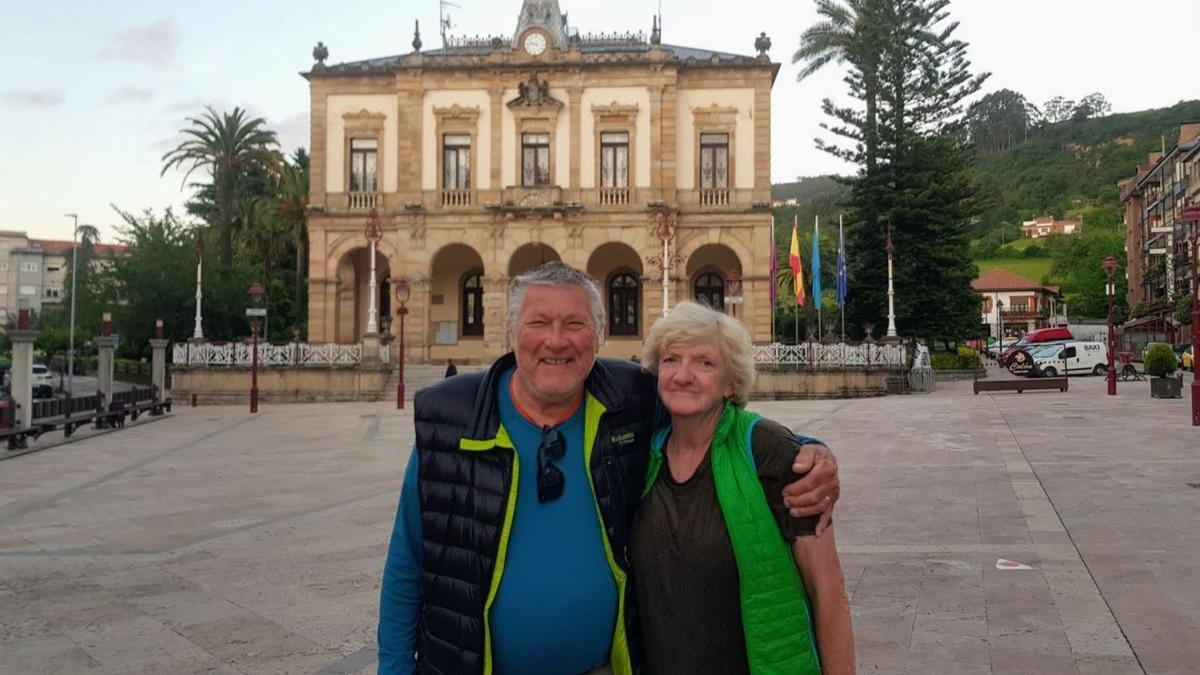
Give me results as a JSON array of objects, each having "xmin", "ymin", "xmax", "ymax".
[
  {"xmin": 643, "ymin": 404, "xmax": 821, "ymax": 674},
  {"xmin": 459, "ymin": 425, "xmax": 517, "ymax": 675},
  {"xmin": 582, "ymin": 393, "xmax": 634, "ymax": 675}
]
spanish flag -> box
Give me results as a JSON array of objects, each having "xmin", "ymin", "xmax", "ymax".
[{"xmin": 789, "ymin": 215, "xmax": 806, "ymax": 306}]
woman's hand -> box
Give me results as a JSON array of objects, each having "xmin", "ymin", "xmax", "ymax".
[{"xmin": 782, "ymin": 443, "xmax": 840, "ymax": 535}]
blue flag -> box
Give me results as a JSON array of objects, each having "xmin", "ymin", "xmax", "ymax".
[
  {"xmin": 836, "ymin": 217, "xmax": 848, "ymax": 308},
  {"xmin": 811, "ymin": 216, "xmax": 822, "ymax": 310}
]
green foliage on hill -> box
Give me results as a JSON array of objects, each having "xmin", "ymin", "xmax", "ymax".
[
  {"xmin": 969, "ymin": 99, "xmax": 1200, "ymax": 237},
  {"xmin": 771, "ymin": 175, "xmax": 848, "ymax": 203}
]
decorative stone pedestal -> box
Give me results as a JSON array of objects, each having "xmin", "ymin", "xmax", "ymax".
[
  {"xmin": 95, "ymin": 336, "xmax": 117, "ymax": 408},
  {"xmin": 9, "ymin": 328, "xmax": 39, "ymax": 429}
]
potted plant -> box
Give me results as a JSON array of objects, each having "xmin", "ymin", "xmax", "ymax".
[{"xmin": 1144, "ymin": 343, "xmax": 1181, "ymax": 398}]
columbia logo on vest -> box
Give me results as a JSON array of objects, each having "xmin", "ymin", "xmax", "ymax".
[{"xmin": 609, "ymin": 431, "xmax": 636, "ymax": 446}]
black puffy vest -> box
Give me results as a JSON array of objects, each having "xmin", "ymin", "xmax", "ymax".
[{"xmin": 413, "ymin": 353, "xmax": 655, "ymax": 674}]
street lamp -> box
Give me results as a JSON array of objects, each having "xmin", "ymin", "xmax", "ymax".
[
  {"xmin": 246, "ymin": 282, "xmax": 266, "ymax": 413},
  {"xmin": 1103, "ymin": 256, "xmax": 1117, "ymax": 396},
  {"xmin": 365, "ymin": 208, "xmax": 383, "ymax": 335},
  {"xmin": 394, "ymin": 278, "xmax": 410, "ymax": 409},
  {"xmin": 997, "ymin": 299, "xmax": 1005, "ymax": 364},
  {"xmin": 64, "ymin": 213, "xmax": 78, "ymax": 397},
  {"xmin": 1181, "ymin": 205, "xmax": 1200, "ymax": 426}
]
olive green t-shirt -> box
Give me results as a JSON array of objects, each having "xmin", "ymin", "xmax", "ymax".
[{"xmin": 628, "ymin": 418, "xmax": 819, "ymax": 675}]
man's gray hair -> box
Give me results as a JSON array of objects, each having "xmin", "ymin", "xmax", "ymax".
[{"xmin": 508, "ymin": 262, "xmax": 606, "ymax": 341}]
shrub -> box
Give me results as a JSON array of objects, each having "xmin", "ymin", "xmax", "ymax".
[
  {"xmin": 1022, "ymin": 244, "xmax": 1043, "ymax": 258},
  {"xmin": 1144, "ymin": 343, "xmax": 1177, "ymax": 378},
  {"xmin": 931, "ymin": 348, "xmax": 982, "ymax": 371}
]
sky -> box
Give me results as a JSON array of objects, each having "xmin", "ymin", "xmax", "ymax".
[{"xmin": 2, "ymin": 0, "xmax": 1197, "ymax": 243}]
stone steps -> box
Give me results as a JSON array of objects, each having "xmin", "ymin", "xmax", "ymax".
[{"xmin": 384, "ymin": 364, "xmax": 489, "ymax": 399}]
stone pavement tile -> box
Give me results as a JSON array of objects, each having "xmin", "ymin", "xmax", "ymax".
[
  {"xmin": 0, "ymin": 635, "xmax": 101, "ymax": 673},
  {"xmin": 178, "ymin": 612, "xmax": 341, "ymax": 674},
  {"xmin": 1072, "ymin": 654, "xmax": 1145, "ymax": 675},
  {"xmin": 62, "ymin": 614, "xmax": 239, "ymax": 675},
  {"xmin": 904, "ymin": 633, "xmax": 991, "ymax": 674}
]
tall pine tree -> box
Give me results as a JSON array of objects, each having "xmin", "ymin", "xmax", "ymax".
[{"xmin": 797, "ymin": 0, "xmax": 988, "ymax": 342}]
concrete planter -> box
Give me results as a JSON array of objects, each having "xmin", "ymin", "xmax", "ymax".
[{"xmin": 1150, "ymin": 376, "xmax": 1182, "ymax": 399}]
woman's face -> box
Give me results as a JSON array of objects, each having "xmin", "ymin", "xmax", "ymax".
[{"xmin": 656, "ymin": 340, "xmax": 735, "ymax": 418}]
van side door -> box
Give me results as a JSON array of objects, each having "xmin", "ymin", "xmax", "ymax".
[{"xmin": 1061, "ymin": 345, "xmax": 1078, "ymax": 373}]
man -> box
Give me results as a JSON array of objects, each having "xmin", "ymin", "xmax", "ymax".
[{"xmin": 379, "ymin": 262, "xmax": 839, "ymax": 674}]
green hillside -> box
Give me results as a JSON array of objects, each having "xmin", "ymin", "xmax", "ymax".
[
  {"xmin": 974, "ymin": 257, "xmax": 1054, "ymax": 284},
  {"xmin": 970, "ymin": 99, "xmax": 1200, "ymax": 234},
  {"xmin": 771, "ymin": 175, "xmax": 847, "ymax": 203}
]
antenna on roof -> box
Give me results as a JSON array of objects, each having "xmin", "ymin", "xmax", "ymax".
[{"xmin": 440, "ymin": 0, "xmax": 461, "ymax": 48}]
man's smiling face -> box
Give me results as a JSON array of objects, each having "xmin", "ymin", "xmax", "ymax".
[{"xmin": 511, "ymin": 284, "xmax": 599, "ymax": 406}]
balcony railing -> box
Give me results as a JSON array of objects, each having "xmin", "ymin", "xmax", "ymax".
[
  {"xmin": 348, "ymin": 192, "xmax": 379, "ymax": 210},
  {"xmin": 598, "ymin": 187, "xmax": 630, "ymax": 206},
  {"xmin": 699, "ymin": 188, "xmax": 730, "ymax": 207},
  {"xmin": 441, "ymin": 189, "xmax": 473, "ymax": 207}
]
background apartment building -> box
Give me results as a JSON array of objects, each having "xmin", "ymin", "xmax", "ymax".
[{"xmin": 0, "ymin": 231, "xmax": 124, "ymax": 328}]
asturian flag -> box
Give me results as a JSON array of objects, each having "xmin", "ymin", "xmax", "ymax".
[{"xmin": 789, "ymin": 215, "xmax": 805, "ymax": 306}]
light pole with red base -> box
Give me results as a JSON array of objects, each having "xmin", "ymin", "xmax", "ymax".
[
  {"xmin": 1103, "ymin": 256, "xmax": 1117, "ymax": 396},
  {"xmin": 246, "ymin": 282, "xmax": 266, "ymax": 414}
]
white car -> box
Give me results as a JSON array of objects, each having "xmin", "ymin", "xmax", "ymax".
[
  {"xmin": 1031, "ymin": 341, "xmax": 1109, "ymax": 377},
  {"xmin": 31, "ymin": 363, "xmax": 53, "ymax": 385}
]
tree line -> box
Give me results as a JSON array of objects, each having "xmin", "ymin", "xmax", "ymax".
[
  {"xmin": 28, "ymin": 106, "xmax": 309, "ymax": 363},
  {"xmin": 965, "ymin": 89, "xmax": 1113, "ymax": 156}
]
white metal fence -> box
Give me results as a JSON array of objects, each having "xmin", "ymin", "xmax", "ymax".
[
  {"xmin": 751, "ymin": 342, "xmax": 907, "ymax": 368},
  {"xmin": 172, "ymin": 342, "xmax": 389, "ymax": 367}
]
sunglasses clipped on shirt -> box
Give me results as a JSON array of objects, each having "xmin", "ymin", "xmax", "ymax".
[{"xmin": 537, "ymin": 425, "xmax": 567, "ymax": 503}]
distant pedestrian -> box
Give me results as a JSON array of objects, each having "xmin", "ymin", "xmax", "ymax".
[{"xmin": 443, "ymin": 358, "xmax": 457, "ymax": 379}]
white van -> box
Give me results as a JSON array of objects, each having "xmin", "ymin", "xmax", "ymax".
[{"xmin": 1031, "ymin": 341, "xmax": 1108, "ymax": 377}]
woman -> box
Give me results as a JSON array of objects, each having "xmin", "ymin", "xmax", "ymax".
[{"xmin": 630, "ymin": 301, "xmax": 855, "ymax": 674}]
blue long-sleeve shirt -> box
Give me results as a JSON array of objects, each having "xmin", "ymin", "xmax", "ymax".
[{"xmin": 378, "ymin": 369, "xmax": 618, "ymax": 674}]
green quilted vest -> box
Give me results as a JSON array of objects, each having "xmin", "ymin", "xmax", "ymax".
[{"xmin": 644, "ymin": 402, "xmax": 821, "ymax": 674}]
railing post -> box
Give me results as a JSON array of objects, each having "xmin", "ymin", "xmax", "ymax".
[
  {"xmin": 150, "ymin": 319, "xmax": 169, "ymax": 409},
  {"xmin": 9, "ymin": 308, "xmax": 39, "ymax": 429},
  {"xmin": 96, "ymin": 313, "xmax": 117, "ymax": 410}
]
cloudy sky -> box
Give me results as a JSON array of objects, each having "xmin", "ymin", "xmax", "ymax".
[{"xmin": 2, "ymin": 0, "xmax": 1197, "ymax": 242}]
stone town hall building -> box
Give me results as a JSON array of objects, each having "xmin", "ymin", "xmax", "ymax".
[{"xmin": 303, "ymin": 0, "xmax": 779, "ymax": 363}]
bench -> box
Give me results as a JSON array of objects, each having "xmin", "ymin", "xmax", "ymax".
[{"xmin": 973, "ymin": 377, "xmax": 1068, "ymax": 394}]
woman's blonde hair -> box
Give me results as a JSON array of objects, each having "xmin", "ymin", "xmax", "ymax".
[{"xmin": 640, "ymin": 300, "xmax": 757, "ymax": 406}]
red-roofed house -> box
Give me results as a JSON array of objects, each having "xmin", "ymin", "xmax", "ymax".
[
  {"xmin": 972, "ymin": 269, "xmax": 1067, "ymax": 340},
  {"xmin": 0, "ymin": 231, "xmax": 126, "ymax": 326}
]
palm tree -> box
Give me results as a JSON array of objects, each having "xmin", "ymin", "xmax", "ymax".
[
  {"xmin": 277, "ymin": 150, "xmax": 310, "ymax": 334},
  {"xmin": 793, "ymin": 0, "xmax": 880, "ymax": 173},
  {"xmin": 161, "ymin": 106, "xmax": 281, "ymax": 266}
]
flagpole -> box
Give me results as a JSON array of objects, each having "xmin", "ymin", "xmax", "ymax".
[
  {"xmin": 839, "ymin": 215, "xmax": 845, "ymax": 342},
  {"xmin": 814, "ymin": 215, "xmax": 822, "ymax": 343}
]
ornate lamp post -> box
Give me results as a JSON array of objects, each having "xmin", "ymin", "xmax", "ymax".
[
  {"xmin": 646, "ymin": 206, "xmax": 682, "ymax": 316},
  {"xmin": 193, "ymin": 235, "xmax": 205, "ymax": 340},
  {"xmin": 1181, "ymin": 205, "xmax": 1200, "ymax": 425},
  {"xmin": 246, "ymin": 282, "xmax": 266, "ymax": 413},
  {"xmin": 394, "ymin": 278, "xmax": 410, "ymax": 410},
  {"xmin": 365, "ymin": 208, "xmax": 383, "ymax": 335},
  {"xmin": 885, "ymin": 223, "xmax": 898, "ymax": 340},
  {"xmin": 1103, "ymin": 256, "xmax": 1117, "ymax": 396}
]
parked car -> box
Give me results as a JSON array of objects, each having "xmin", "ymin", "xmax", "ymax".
[
  {"xmin": 999, "ymin": 326, "xmax": 1075, "ymax": 365},
  {"xmin": 1183, "ymin": 345, "xmax": 1194, "ymax": 371},
  {"xmin": 1031, "ymin": 341, "xmax": 1109, "ymax": 377},
  {"xmin": 31, "ymin": 364, "xmax": 55, "ymax": 398}
]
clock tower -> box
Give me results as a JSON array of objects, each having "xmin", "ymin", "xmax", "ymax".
[{"xmin": 512, "ymin": 0, "xmax": 569, "ymax": 52}]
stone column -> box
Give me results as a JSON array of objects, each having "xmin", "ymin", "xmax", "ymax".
[
  {"xmin": 9, "ymin": 308, "xmax": 38, "ymax": 429},
  {"xmin": 150, "ymin": 319, "xmax": 169, "ymax": 409},
  {"xmin": 95, "ymin": 313, "xmax": 117, "ymax": 408}
]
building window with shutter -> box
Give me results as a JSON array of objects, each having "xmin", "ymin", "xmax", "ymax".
[
  {"xmin": 607, "ymin": 272, "xmax": 639, "ymax": 336},
  {"xmin": 443, "ymin": 134, "xmax": 471, "ymax": 189},
  {"xmin": 694, "ymin": 272, "xmax": 725, "ymax": 311},
  {"xmin": 699, "ymin": 133, "xmax": 729, "ymax": 189},
  {"xmin": 522, "ymin": 132, "xmax": 551, "ymax": 186},
  {"xmin": 600, "ymin": 132, "xmax": 629, "ymax": 188},
  {"xmin": 461, "ymin": 272, "xmax": 484, "ymax": 336},
  {"xmin": 349, "ymin": 138, "xmax": 378, "ymax": 193}
]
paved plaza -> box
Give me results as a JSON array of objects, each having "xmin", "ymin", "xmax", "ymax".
[{"xmin": 1, "ymin": 370, "xmax": 1198, "ymax": 674}]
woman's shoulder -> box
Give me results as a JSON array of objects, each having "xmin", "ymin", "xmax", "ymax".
[{"xmin": 748, "ymin": 417, "xmax": 803, "ymax": 475}]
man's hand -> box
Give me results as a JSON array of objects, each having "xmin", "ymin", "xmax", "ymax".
[{"xmin": 782, "ymin": 443, "xmax": 840, "ymax": 536}]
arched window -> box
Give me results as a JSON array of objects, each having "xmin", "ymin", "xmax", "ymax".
[
  {"xmin": 694, "ymin": 272, "xmax": 725, "ymax": 311},
  {"xmin": 462, "ymin": 272, "xmax": 484, "ymax": 336},
  {"xmin": 608, "ymin": 272, "xmax": 639, "ymax": 336}
]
